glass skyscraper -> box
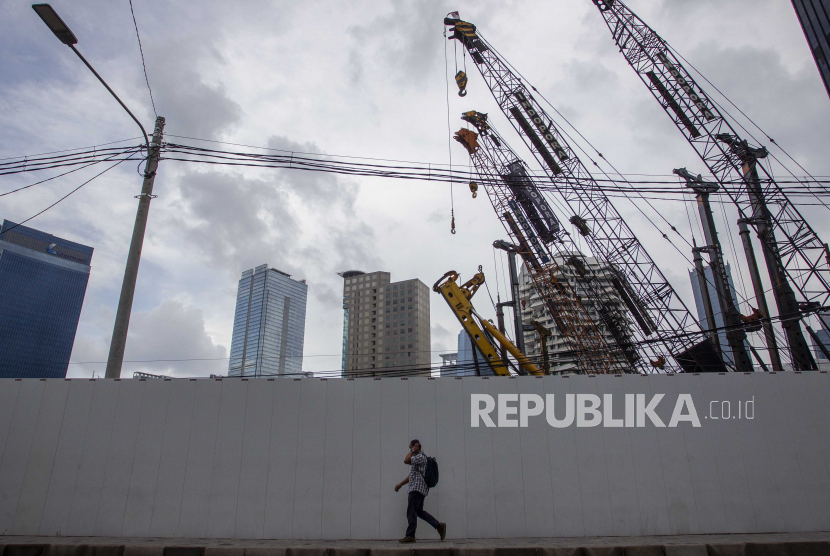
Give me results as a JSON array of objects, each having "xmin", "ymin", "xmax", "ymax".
[
  {"xmin": 689, "ymin": 262, "xmax": 750, "ymax": 367},
  {"xmin": 228, "ymin": 264, "xmax": 308, "ymax": 377},
  {"xmin": 0, "ymin": 220, "xmax": 93, "ymax": 378}
]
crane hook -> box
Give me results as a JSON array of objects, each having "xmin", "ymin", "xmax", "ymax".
[
  {"xmin": 469, "ymin": 181, "xmax": 478, "ymax": 198},
  {"xmin": 451, "ymin": 214, "xmax": 456, "ymax": 234},
  {"xmin": 455, "ymin": 71, "xmax": 468, "ymax": 97}
]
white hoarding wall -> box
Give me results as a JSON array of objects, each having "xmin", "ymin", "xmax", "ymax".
[{"xmin": 0, "ymin": 374, "xmax": 828, "ymax": 540}]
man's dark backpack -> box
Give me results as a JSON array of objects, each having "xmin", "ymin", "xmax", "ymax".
[{"xmin": 422, "ymin": 456, "xmax": 439, "ymax": 488}]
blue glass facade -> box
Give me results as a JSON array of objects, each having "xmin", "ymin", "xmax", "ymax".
[
  {"xmin": 0, "ymin": 220, "xmax": 93, "ymax": 378},
  {"xmin": 228, "ymin": 264, "xmax": 308, "ymax": 377},
  {"xmin": 689, "ymin": 263, "xmax": 750, "ymax": 367},
  {"xmin": 456, "ymin": 328, "xmax": 494, "ymax": 376}
]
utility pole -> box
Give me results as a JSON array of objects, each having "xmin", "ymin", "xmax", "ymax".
[
  {"xmin": 737, "ymin": 218, "xmax": 783, "ymax": 372},
  {"xmin": 676, "ymin": 168, "xmax": 754, "ymax": 372},
  {"xmin": 105, "ymin": 116, "xmax": 165, "ymax": 378},
  {"xmin": 32, "ymin": 5, "xmax": 168, "ymax": 379},
  {"xmin": 493, "ymin": 240, "xmax": 526, "ymax": 355}
]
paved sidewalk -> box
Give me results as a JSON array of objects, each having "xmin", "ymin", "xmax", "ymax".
[{"xmin": 1, "ymin": 531, "xmax": 829, "ymax": 554}]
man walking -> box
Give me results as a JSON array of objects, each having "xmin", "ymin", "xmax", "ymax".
[{"xmin": 394, "ymin": 439, "xmax": 446, "ymax": 543}]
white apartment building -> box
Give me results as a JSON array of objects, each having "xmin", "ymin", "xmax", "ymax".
[{"xmin": 518, "ymin": 255, "xmax": 637, "ymax": 373}]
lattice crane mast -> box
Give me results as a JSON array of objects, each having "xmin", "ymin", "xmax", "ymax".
[
  {"xmin": 444, "ymin": 16, "xmax": 722, "ymax": 373},
  {"xmin": 455, "ymin": 112, "xmax": 637, "ymax": 374},
  {"xmin": 590, "ymin": 0, "xmax": 829, "ymax": 370}
]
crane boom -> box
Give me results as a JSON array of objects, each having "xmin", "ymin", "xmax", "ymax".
[
  {"xmin": 590, "ymin": 0, "xmax": 827, "ymax": 370},
  {"xmin": 433, "ymin": 270, "xmax": 542, "ymax": 376},
  {"xmin": 457, "ymin": 112, "xmax": 639, "ymax": 374},
  {"xmin": 444, "ymin": 16, "xmax": 723, "ymax": 373}
]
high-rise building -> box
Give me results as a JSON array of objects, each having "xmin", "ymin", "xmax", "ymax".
[
  {"xmin": 792, "ymin": 0, "xmax": 830, "ymax": 98},
  {"xmin": 439, "ymin": 352, "xmax": 458, "ymax": 377},
  {"xmin": 228, "ymin": 264, "xmax": 307, "ymax": 377},
  {"xmin": 456, "ymin": 328, "xmax": 494, "ymax": 376},
  {"xmin": 518, "ymin": 256, "xmax": 635, "ymax": 374},
  {"xmin": 457, "ymin": 329, "xmax": 474, "ymax": 374},
  {"xmin": 340, "ymin": 271, "xmax": 430, "ymax": 376},
  {"xmin": 813, "ymin": 313, "xmax": 830, "ymax": 360},
  {"xmin": 688, "ymin": 262, "xmax": 750, "ymax": 367},
  {"xmin": 0, "ymin": 220, "xmax": 93, "ymax": 378}
]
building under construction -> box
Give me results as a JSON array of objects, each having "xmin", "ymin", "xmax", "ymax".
[
  {"xmin": 443, "ymin": 1, "xmax": 830, "ymax": 375},
  {"xmin": 519, "ymin": 256, "xmax": 635, "ymax": 374}
]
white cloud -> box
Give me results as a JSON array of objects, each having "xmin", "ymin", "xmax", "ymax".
[{"xmin": 4, "ymin": 0, "xmax": 830, "ymax": 377}]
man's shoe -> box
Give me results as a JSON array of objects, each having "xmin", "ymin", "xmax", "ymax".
[
  {"xmin": 398, "ymin": 536, "xmax": 416, "ymax": 543},
  {"xmin": 438, "ymin": 523, "xmax": 447, "ymax": 541}
]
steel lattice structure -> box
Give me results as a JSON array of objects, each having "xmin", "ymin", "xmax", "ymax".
[
  {"xmin": 590, "ymin": 0, "xmax": 828, "ymax": 370},
  {"xmin": 445, "ymin": 18, "xmax": 721, "ymax": 373},
  {"xmin": 457, "ymin": 114, "xmax": 634, "ymax": 374}
]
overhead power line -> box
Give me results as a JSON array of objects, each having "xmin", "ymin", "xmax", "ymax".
[
  {"xmin": 0, "ymin": 149, "xmax": 140, "ymax": 236},
  {"xmin": 127, "ymin": 0, "xmax": 157, "ymax": 117},
  {"xmin": 4, "ymin": 140, "xmax": 830, "ymax": 197}
]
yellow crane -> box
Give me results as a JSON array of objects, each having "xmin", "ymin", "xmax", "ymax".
[{"xmin": 433, "ymin": 269, "xmax": 543, "ymax": 376}]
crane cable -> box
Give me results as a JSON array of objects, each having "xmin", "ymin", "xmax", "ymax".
[
  {"xmin": 474, "ymin": 36, "xmax": 789, "ymax": 359},
  {"xmin": 444, "ymin": 22, "xmax": 456, "ymax": 234},
  {"xmin": 664, "ymin": 42, "xmax": 830, "ymax": 211}
]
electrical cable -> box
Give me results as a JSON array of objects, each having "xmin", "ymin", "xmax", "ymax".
[
  {"xmin": 665, "ymin": 42, "xmax": 830, "ymax": 208},
  {"xmin": 0, "ymin": 150, "xmax": 132, "ymax": 197},
  {"xmin": 0, "ymin": 151, "xmax": 139, "ymax": 237},
  {"xmin": 127, "ymin": 0, "xmax": 157, "ymax": 118},
  {"xmin": 0, "ymin": 146, "xmax": 142, "ymax": 176},
  {"xmin": 0, "ymin": 137, "xmax": 142, "ymax": 163}
]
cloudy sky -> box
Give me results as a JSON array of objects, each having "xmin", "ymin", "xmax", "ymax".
[{"xmin": 2, "ymin": 0, "xmax": 829, "ymax": 377}]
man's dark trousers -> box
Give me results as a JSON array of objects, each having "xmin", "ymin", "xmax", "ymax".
[{"xmin": 406, "ymin": 491, "xmax": 440, "ymax": 537}]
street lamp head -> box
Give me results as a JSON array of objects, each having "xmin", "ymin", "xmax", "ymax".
[{"xmin": 32, "ymin": 4, "xmax": 77, "ymax": 46}]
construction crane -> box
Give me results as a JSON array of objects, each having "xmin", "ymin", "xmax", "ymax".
[
  {"xmin": 433, "ymin": 269, "xmax": 543, "ymax": 376},
  {"xmin": 455, "ymin": 111, "xmax": 637, "ymax": 374},
  {"xmin": 444, "ymin": 16, "xmax": 725, "ymax": 373},
  {"xmin": 675, "ymin": 168, "xmax": 755, "ymax": 372},
  {"xmin": 590, "ymin": 0, "xmax": 829, "ymax": 370}
]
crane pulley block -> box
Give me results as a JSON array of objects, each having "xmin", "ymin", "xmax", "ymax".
[
  {"xmin": 569, "ymin": 215, "xmax": 591, "ymax": 237},
  {"xmin": 567, "ymin": 256, "xmax": 587, "ymax": 276},
  {"xmin": 462, "ymin": 110, "xmax": 489, "ymax": 133},
  {"xmin": 454, "ymin": 128, "xmax": 479, "ymax": 155},
  {"xmin": 445, "ymin": 17, "xmax": 488, "ymax": 62}
]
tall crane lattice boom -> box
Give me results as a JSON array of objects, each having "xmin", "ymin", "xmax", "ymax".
[
  {"xmin": 590, "ymin": 0, "xmax": 829, "ymax": 370},
  {"xmin": 445, "ymin": 16, "xmax": 723, "ymax": 373},
  {"xmin": 455, "ymin": 113, "xmax": 634, "ymax": 374}
]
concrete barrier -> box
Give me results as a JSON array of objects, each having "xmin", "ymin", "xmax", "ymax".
[{"xmin": 0, "ymin": 374, "xmax": 828, "ymax": 540}]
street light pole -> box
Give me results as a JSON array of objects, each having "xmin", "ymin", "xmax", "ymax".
[{"xmin": 33, "ymin": 4, "xmax": 164, "ymax": 378}]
